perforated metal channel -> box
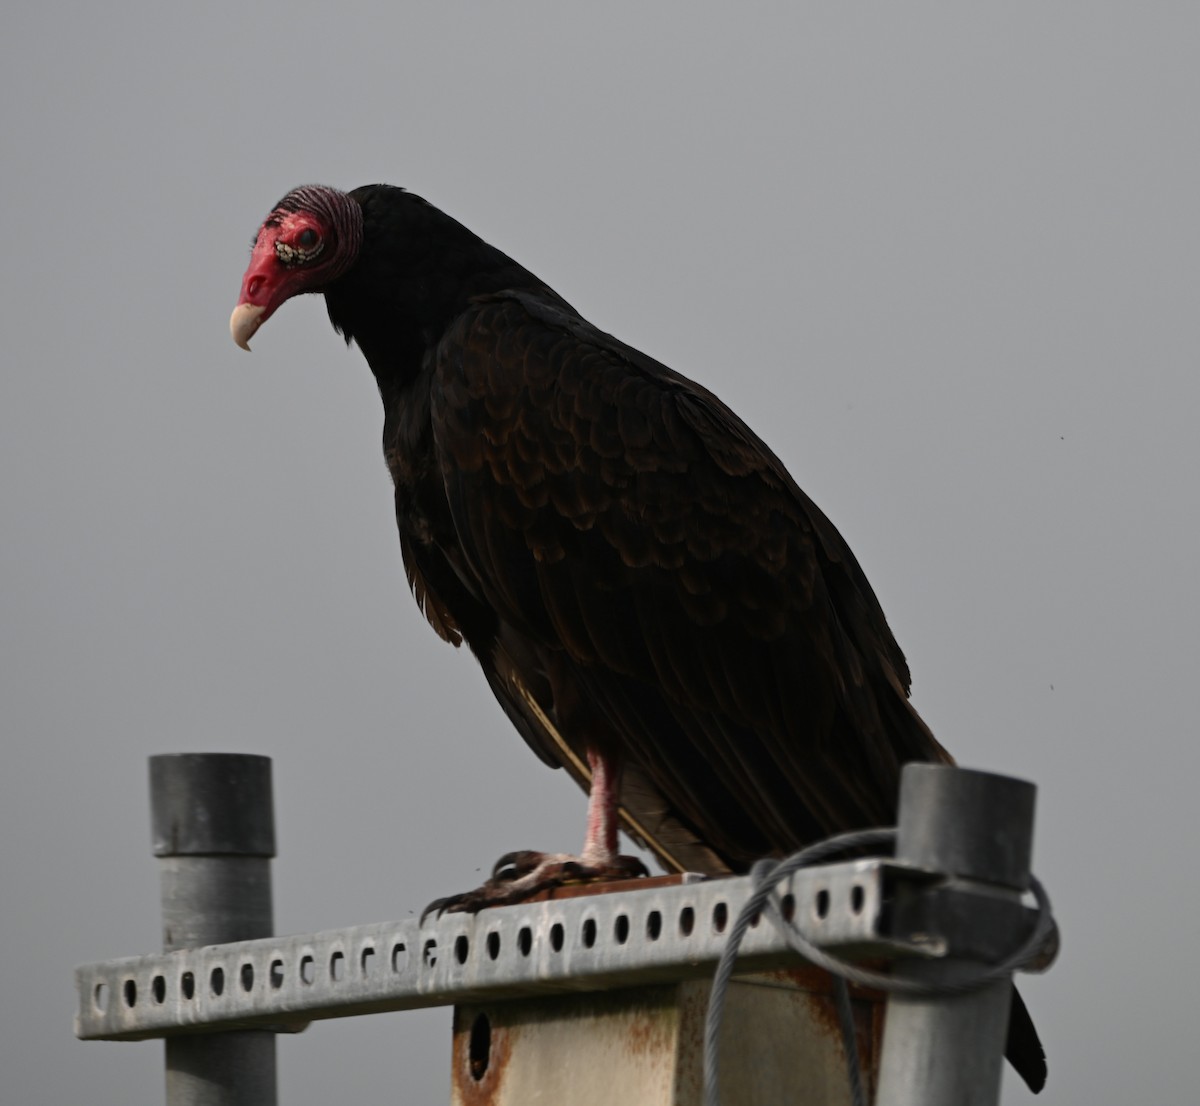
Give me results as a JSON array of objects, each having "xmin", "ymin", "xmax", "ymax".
[{"xmin": 76, "ymin": 860, "xmax": 901, "ymax": 1041}]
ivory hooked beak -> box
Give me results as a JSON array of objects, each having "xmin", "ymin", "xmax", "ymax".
[{"xmin": 230, "ymin": 303, "xmax": 267, "ymax": 351}]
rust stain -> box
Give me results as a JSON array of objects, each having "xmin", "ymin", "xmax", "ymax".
[
  {"xmin": 761, "ymin": 964, "xmax": 887, "ymax": 1003},
  {"xmin": 801, "ymin": 989, "xmax": 848, "ymax": 1046},
  {"xmin": 451, "ymin": 1007, "xmax": 513, "ymax": 1106},
  {"xmin": 798, "ymin": 983, "xmax": 884, "ymax": 1098},
  {"xmin": 623, "ymin": 1007, "xmax": 674, "ymax": 1058},
  {"xmin": 760, "ymin": 964, "xmax": 841, "ymax": 995},
  {"xmin": 867, "ymin": 998, "xmax": 886, "ymax": 1102},
  {"xmin": 677, "ymin": 983, "xmax": 708, "ymax": 1055},
  {"xmin": 748, "ymin": 968, "xmax": 886, "ymax": 1097},
  {"xmin": 674, "ymin": 983, "xmax": 711, "ymax": 1105}
]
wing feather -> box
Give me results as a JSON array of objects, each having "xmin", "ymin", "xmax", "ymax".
[{"xmin": 428, "ymin": 290, "xmax": 948, "ymax": 868}]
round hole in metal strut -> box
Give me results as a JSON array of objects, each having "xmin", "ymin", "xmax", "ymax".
[
  {"xmin": 269, "ymin": 961, "xmax": 283, "ymax": 989},
  {"xmin": 550, "ymin": 923, "xmax": 564, "ymax": 952},
  {"xmin": 486, "ymin": 931, "xmax": 501, "ymax": 960},
  {"xmin": 468, "ymin": 1013, "xmax": 492, "ymax": 1081},
  {"xmin": 679, "ymin": 906, "xmax": 695, "ymax": 937},
  {"xmin": 240, "ymin": 964, "xmax": 254, "ymax": 992},
  {"xmin": 455, "ymin": 936, "xmax": 469, "ymax": 965},
  {"xmin": 851, "ymin": 884, "xmax": 865, "ymax": 914},
  {"xmin": 181, "ymin": 972, "xmax": 195, "ymax": 1000},
  {"xmin": 152, "ymin": 975, "xmax": 166, "ymax": 1004},
  {"xmin": 210, "ymin": 967, "xmax": 225, "ymax": 997},
  {"xmin": 646, "ymin": 911, "xmax": 662, "ymax": 941},
  {"xmin": 391, "ymin": 942, "xmax": 408, "ymax": 973},
  {"xmin": 123, "ymin": 980, "xmax": 137, "ymax": 1008},
  {"xmin": 361, "ymin": 946, "xmax": 375, "ymax": 975},
  {"xmin": 423, "ymin": 939, "xmax": 438, "ymax": 968},
  {"xmin": 781, "ymin": 893, "xmax": 796, "ymax": 923},
  {"xmin": 712, "ymin": 902, "xmax": 728, "ymax": 934},
  {"xmin": 582, "ymin": 918, "xmax": 597, "ymax": 948},
  {"xmin": 614, "ymin": 914, "xmax": 630, "ymax": 944},
  {"xmin": 300, "ymin": 956, "xmax": 315, "ymax": 985},
  {"xmin": 94, "ymin": 982, "xmax": 109, "ymax": 1011},
  {"xmin": 331, "ymin": 951, "xmax": 345, "ymax": 981},
  {"xmin": 517, "ymin": 927, "xmax": 532, "ymax": 957},
  {"xmin": 815, "ymin": 889, "xmax": 831, "ymax": 919}
]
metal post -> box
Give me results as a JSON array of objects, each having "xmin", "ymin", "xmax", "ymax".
[
  {"xmin": 875, "ymin": 764, "xmax": 1036, "ymax": 1106},
  {"xmin": 150, "ymin": 753, "xmax": 278, "ymax": 1106}
]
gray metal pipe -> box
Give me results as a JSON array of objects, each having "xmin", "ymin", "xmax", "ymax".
[
  {"xmin": 150, "ymin": 753, "xmax": 278, "ymax": 1106},
  {"xmin": 875, "ymin": 764, "xmax": 1036, "ymax": 1106}
]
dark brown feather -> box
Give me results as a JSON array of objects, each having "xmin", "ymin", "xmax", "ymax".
[{"xmin": 426, "ymin": 288, "xmax": 951, "ymax": 868}]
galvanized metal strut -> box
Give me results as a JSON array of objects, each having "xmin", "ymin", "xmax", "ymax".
[{"xmin": 74, "ymin": 756, "xmax": 1054, "ymax": 1106}]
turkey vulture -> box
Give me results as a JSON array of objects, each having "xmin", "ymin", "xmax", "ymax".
[{"xmin": 231, "ymin": 184, "xmax": 1045, "ymax": 1091}]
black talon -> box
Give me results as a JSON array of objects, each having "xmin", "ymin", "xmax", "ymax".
[
  {"xmin": 419, "ymin": 896, "xmax": 450, "ymax": 925},
  {"xmin": 491, "ymin": 850, "xmax": 544, "ymax": 883}
]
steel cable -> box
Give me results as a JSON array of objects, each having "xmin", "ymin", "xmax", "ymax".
[{"xmin": 703, "ymin": 828, "xmax": 1055, "ymax": 1106}]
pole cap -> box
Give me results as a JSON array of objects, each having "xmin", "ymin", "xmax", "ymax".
[
  {"xmin": 149, "ymin": 753, "xmax": 276, "ymax": 857},
  {"xmin": 897, "ymin": 764, "xmax": 1035, "ymax": 889}
]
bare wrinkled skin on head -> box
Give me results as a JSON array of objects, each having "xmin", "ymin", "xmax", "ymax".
[{"xmin": 230, "ymin": 185, "xmax": 363, "ymax": 350}]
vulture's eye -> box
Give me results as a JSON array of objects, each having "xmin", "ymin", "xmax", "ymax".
[{"xmin": 276, "ymin": 226, "xmax": 323, "ymax": 266}]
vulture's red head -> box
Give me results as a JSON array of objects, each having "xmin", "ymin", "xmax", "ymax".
[{"xmin": 230, "ymin": 185, "xmax": 364, "ymax": 350}]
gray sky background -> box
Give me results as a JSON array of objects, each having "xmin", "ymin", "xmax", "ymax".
[{"xmin": 2, "ymin": 4, "xmax": 1196, "ymax": 1103}]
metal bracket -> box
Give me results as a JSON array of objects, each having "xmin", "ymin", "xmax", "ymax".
[{"xmin": 75, "ymin": 857, "xmax": 1045, "ymax": 1043}]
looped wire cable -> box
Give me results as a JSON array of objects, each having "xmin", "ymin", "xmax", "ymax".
[{"xmin": 703, "ymin": 827, "xmax": 1055, "ymax": 1106}]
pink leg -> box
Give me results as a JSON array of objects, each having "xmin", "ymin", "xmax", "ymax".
[
  {"xmin": 423, "ymin": 748, "xmax": 646, "ymax": 918},
  {"xmin": 582, "ymin": 749, "xmax": 622, "ymax": 866}
]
